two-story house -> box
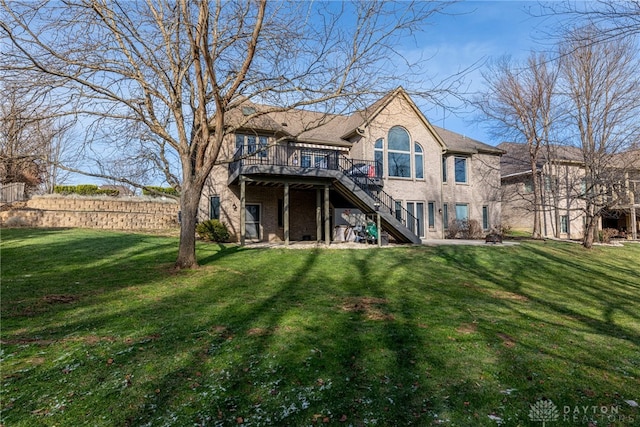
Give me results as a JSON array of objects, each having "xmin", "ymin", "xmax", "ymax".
[
  {"xmin": 499, "ymin": 142, "xmax": 640, "ymax": 240},
  {"xmin": 199, "ymin": 88, "xmax": 503, "ymax": 245}
]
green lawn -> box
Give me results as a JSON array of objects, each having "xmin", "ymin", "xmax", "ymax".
[{"xmin": 1, "ymin": 228, "xmax": 638, "ymax": 426}]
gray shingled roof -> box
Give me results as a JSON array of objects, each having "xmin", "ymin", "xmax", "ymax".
[
  {"xmin": 227, "ymin": 90, "xmax": 501, "ymax": 154},
  {"xmin": 268, "ymin": 109, "xmax": 353, "ymax": 147},
  {"xmin": 497, "ymin": 142, "xmax": 585, "ymax": 177},
  {"xmin": 433, "ymin": 125, "xmax": 504, "ymax": 155}
]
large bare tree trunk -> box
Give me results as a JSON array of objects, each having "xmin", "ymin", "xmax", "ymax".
[
  {"xmin": 583, "ymin": 212, "xmax": 597, "ymax": 249},
  {"xmin": 531, "ymin": 160, "xmax": 542, "ymax": 239},
  {"xmin": 176, "ymin": 182, "xmax": 202, "ymax": 269}
]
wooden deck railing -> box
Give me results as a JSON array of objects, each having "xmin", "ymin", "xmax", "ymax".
[{"xmin": 230, "ymin": 144, "xmax": 418, "ymax": 232}]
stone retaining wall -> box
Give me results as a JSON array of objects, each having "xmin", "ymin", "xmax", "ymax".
[{"xmin": 0, "ymin": 195, "xmax": 180, "ymax": 231}]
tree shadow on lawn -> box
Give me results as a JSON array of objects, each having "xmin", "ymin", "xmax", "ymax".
[
  {"xmin": 0, "ymin": 240, "xmax": 278, "ymax": 425},
  {"xmin": 431, "ymin": 242, "xmax": 640, "ymax": 345},
  {"xmin": 112, "ymin": 247, "xmax": 457, "ymax": 426},
  {"xmin": 511, "ymin": 243, "xmax": 640, "ymax": 347},
  {"xmin": 1, "ymin": 229, "xmax": 181, "ymax": 323},
  {"xmin": 429, "ymin": 242, "xmax": 640, "ymax": 418},
  {"xmin": 3, "ymin": 237, "xmax": 638, "ymax": 426}
]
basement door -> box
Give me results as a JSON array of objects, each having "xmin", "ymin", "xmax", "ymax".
[{"xmin": 245, "ymin": 204, "xmax": 261, "ymax": 241}]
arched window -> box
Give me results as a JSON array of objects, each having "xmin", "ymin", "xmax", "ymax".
[
  {"xmin": 374, "ymin": 138, "xmax": 384, "ymax": 177},
  {"xmin": 387, "ymin": 126, "xmax": 411, "ymax": 177},
  {"xmin": 415, "ymin": 143, "xmax": 424, "ymax": 179}
]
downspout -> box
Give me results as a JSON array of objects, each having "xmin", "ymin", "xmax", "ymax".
[
  {"xmin": 551, "ymin": 161, "xmax": 560, "ymax": 238},
  {"xmin": 565, "ymin": 164, "xmax": 571, "ymax": 239},
  {"xmin": 440, "ymin": 149, "xmax": 446, "ymax": 239},
  {"xmin": 631, "ymin": 182, "xmax": 638, "ymax": 240},
  {"xmin": 540, "ymin": 170, "xmax": 548, "ymax": 237}
]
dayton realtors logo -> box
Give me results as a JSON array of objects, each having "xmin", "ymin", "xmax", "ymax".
[
  {"xmin": 562, "ymin": 404, "xmax": 633, "ymax": 424},
  {"xmin": 529, "ymin": 399, "xmax": 635, "ymax": 425},
  {"xmin": 529, "ymin": 399, "xmax": 559, "ymax": 426}
]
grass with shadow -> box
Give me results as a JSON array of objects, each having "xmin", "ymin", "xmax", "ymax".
[{"xmin": 1, "ymin": 228, "xmax": 639, "ymax": 426}]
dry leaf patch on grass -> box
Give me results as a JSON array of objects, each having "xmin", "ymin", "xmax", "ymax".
[{"xmin": 338, "ymin": 297, "xmax": 395, "ymax": 321}]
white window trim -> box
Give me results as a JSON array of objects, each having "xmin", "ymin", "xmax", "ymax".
[
  {"xmin": 454, "ymin": 156, "xmax": 469, "ymax": 185},
  {"xmin": 387, "ymin": 126, "xmax": 412, "ymax": 179}
]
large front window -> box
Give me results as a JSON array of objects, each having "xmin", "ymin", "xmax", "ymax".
[{"xmin": 388, "ymin": 126, "xmax": 411, "ymax": 178}]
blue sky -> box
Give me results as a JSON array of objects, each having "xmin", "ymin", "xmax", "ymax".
[
  {"xmin": 408, "ymin": 1, "xmax": 561, "ymax": 146},
  {"xmin": 68, "ymin": 1, "xmax": 563, "ymax": 185}
]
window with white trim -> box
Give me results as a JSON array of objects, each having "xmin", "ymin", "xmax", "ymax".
[
  {"xmin": 454, "ymin": 157, "xmax": 468, "ymax": 183},
  {"xmin": 387, "ymin": 126, "xmax": 411, "ymax": 178},
  {"xmin": 428, "ymin": 201, "xmax": 435, "ymax": 229},
  {"xmin": 374, "ymin": 138, "xmax": 384, "ymax": 177},
  {"xmin": 561, "ymin": 215, "xmax": 568, "ymax": 233},
  {"xmin": 415, "ymin": 143, "xmax": 424, "ymax": 179},
  {"xmin": 406, "ymin": 201, "xmax": 425, "ymax": 237},
  {"xmin": 455, "ymin": 203, "xmax": 469, "ymax": 220}
]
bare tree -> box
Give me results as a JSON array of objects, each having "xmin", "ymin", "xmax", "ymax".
[
  {"xmin": 475, "ymin": 53, "xmax": 559, "ymax": 238},
  {"xmin": 558, "ymin": 25, "xmax": 640, "ymax": 248},
  {"xmin": 41, "ymin": 126, "xmax": 77, "ymax": 194},
  {"xmin": 1, "ymin": 0, "xmax": 454, "ymax": 268},
  {"xmin": 542, "ymin": 1, "xmax": 640, "ymax": 44},
  {"xmin": 0, "ymin": 82, "xmax": 73, "ymax": 195}
]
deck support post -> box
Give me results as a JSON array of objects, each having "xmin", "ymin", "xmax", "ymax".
[
  {"xmin": 240, "ymin": 177, "xmax": 246, "ymax": 246},
  {"xmin": 316, "ymin": 189, "xmax": 322, "ymax": 243},
  {"xmin": 377, "ymin": 213, "xmax": 382, "ymax": 247},
  {"xmin": 284, "ymin": 182, "xmax": 290, "ymax": 246},
  {"xmin": 632, "ymin": 206, "xmax": 638, "ymax": 240},
  {"xmin": 324, "ymin": 184, "xmax": 330, "ymax": 245}
]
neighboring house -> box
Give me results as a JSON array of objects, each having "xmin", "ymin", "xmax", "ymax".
[
  {"xmin": 200, "ymin": 87, "xmax": 503, "ymax": 244},
  {"xmin": 608, "ymin": 149, "xmax": 640, "ymax": 239},
  {"xmin": 499, "ymin": 142, "xmax": 640, "ymax": 240}
]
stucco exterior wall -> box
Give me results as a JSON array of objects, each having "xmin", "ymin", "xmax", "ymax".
[
  {"xmin": 441, "ymin": 153, "xmax": 501, "ymax": 232},
  {"xmin": 350, "ymin": 95, "xmax": 446, "ymax": 238},
  {"xmin": 501, "ymin": 166, "xmax": 588, "ymax": 239},
  {"xmin": 200, "ymin": 92, "xmax": 503, "ymax": 243},
  {"xmin": 501, "ymin": 178, "xmax": 536, "ymax": 232}
]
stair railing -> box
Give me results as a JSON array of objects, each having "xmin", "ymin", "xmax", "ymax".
[{"xmin": 229, "ymin": 144, "xmax": 418, "ymax": 232}]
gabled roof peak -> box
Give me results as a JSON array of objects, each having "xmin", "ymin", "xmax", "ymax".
[{"xmin": 226, "ymin": 88, "xmax": 498, "ymax": 155}]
